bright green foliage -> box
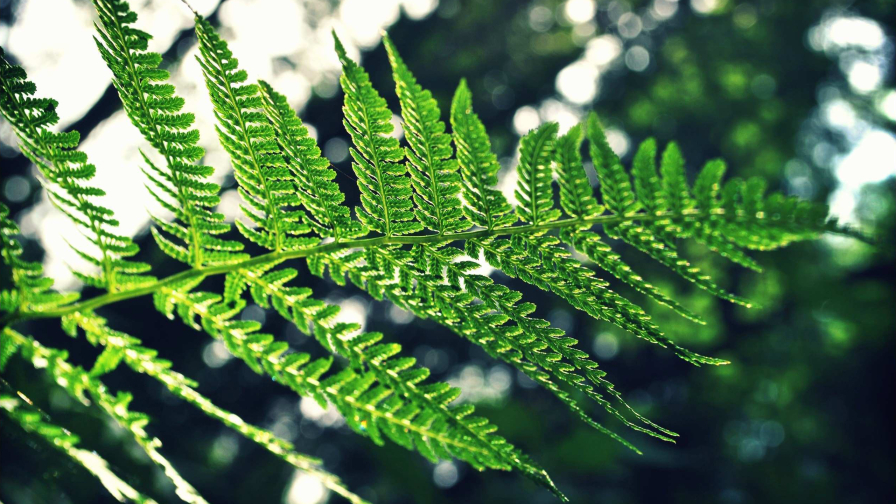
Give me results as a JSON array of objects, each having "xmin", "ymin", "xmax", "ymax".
[
  {"xmin": 515, "ymin": 122, "xmax": 561, "ymax": 224},
  {"xmin": 334, "ymin": 32, "xmax": 420, "ymax": 237},
  {"xmin": 2, "ymin": 328, "xmax": 208, "ymax": 504},
  {"xmin": 66, "ymin": 311, "xmax": 368, "ymax": 504},
  {"xmin": 156, "ymin": 276, "xmax": 561, "ymax": 498},
  {"xmin": 0, "ymin": 49, "xmax": 152, "ymax": 292},
  {"xmin": 475, "ymin": 234, "xmax": 726, "ymax": 366},
  {"xmin": 561, "ymin": 228, "xmax": 705, "ymax": 324},
  {"xmin": 584, "ymin": 112, "xmax": 752, "ymax": 308},
  {"xmin": 196, "ymin": 18, "xmax": 314, "ymax": 252},
  {"xmin": 92, "ymin": 0, "xmax": 243, "ymax": 268},
  {"xmin": 383, "ymin": 35, "xmax": 466, "ymax": 234},
  {"xmin": 0, "ymin": 387, "xmax": 158, "ymax": 504},
  {"xmin": 450, "ymin": 79, "xmax": 516, "ymax": 230},
  {"xmin": 555, "ymin": 123, "xmax": 603, "ymax": 219},
  {"xmin": 689, "ymin": 160, "xmax": 762, "ymax": 271},
  {"xmin": 0, "ymin": 6, "xmax": 850, "ymax": 501},
  {"xmin": 258, "ymin": 81, "xmax": 365, "ymax": 241},
  {"xmin": 0, "ymin": 203, "xmax": 78, "ymax": 314}
]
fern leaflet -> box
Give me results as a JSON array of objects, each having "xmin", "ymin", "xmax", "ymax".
[
  {"xmin": 383, "ymin": 34, "xmax": 466, "ymax": 234},
  {"xmin": 0, "ymin": 49, "xmax": 152, "ymax": 292},
  {"xmin": 92, "ymin": 0, "xmax": 244, "ymax": 268},
  {"xmin": 450, "ymin": 79, "xmax": 516, "ymax": 230},
  {"xmin": 334, "ymin": 32, "xmax": 420, "ymax": 237},
  {"xmin": 196, "ymin": 17, "xmax": 314, "ymax": 252}
]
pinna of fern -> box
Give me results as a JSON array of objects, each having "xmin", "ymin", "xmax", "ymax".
[
  {"xmin": 92, "ymin": 0, "xmax": 246, "ymax": 269},
  {"xmin": 0, "ymin": 48, "xmax": 153, "ymax": 293},
  {"xmin": 0, "ymin": 1, "xmax": 867, "ymax": 501}
]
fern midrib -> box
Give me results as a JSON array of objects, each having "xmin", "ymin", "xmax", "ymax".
[
  {"xmin": 2, "ymin": 206, "xmax": 846, "ymax": 327},
  {"xmin": 171, "ymin": 290, "xmax": 499, "ymax": 457},
  {"xmin": 104, "ymin": 11, "xmax": 206, "ymax": 269},
  {"xmin": 0, "ymin": 78, "xmax": 118, "ymax": 291},
  {"xmin": 204, "ymin": 42, "xmax": 283, "ymax": 251}
]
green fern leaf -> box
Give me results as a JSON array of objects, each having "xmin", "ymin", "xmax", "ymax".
[
  {"xmin": 218, "ymin": 264, "xmax": 563, "ymax": 497},
  {"xmin": 586, "ymin": 112, "xmax": 752, "ymax": 308},
  {"xmin": 0, "ymin": 49, "xmax": 153, "ymax": 292},
  {"xmin": 4, "ymin": 327, "xmax": 206, "ymax": 503},
  {"xmin": 258, "ymin": 80, "xmax": 365, "ymax": 241},
  {"xmin": 92, "ymin": 0, "xmax": 245, "ymax": 268},
  {"xmin": 561, "ymin": 228, "xmax": 706, "ymax": 324},
  {"xmin": 555, "ymin": 123, "xmax": 603, "ymax": 219},
  {"xmin": 383, "ymin": 34, "xmax": 467, "ymax": 234},
  {"xmin": 67, "ymin": 311, "xmax": 368, "ymax": 504},
  {"xmin": 195, "ymin": 18, "xmax": 315, "ymax": 252},
  {"xmin": 0, "ymin": 384, "xmax": 158, "ymax": 503},
  {"xmin": 0, "ymin": 203, "xmax": 79, "ymax": 314},
  {"xmin": 476, "ymin": 234, "xmax": 726, "ymax": 367},
  {"xmin": 450, "ymin": 79, "xmax": 516, "ymax": 229},
  {"xmin": 515, "ymin": 122, "xmax": 561, "ymax": 224},
  {"xmin": 333, "ymin": 32, "xmax": 421, "ymax": 237},
  {"xmin": 161, "ymin": 271, "xmax": 563, "ymax": 499}
]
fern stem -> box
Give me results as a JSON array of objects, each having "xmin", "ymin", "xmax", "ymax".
[{"xmin": 3, "ymin": 208, "xmax": 852, "ymax": 326}]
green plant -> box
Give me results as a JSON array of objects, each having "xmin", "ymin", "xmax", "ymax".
[{"xmin": 0, "ymin": 1, "xmax": 864, "ymax": 501}]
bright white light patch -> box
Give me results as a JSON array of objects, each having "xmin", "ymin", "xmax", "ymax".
[
  {"xmin": 564, "ymin": 0, "xmax": 596, "ymax": 24},
  {"xmin": 846, "ymin": 60, "xmax": 882, "ymax": 94},
  {"xmin": 691, "ymin": 0, "xmax": 722, "ymax": 15},
  {"xmin": 556, "ymin": 61, "xmax": 600, "ymax": 105},
  {"xmin": 284, "ymin": 470, "xmax": 328, "ymax": 504},
  {"xmin": 433, "ymin": 461, "xmax": 459, "ymax": 488},
  {"xmin": 513, "ymin": 106, "xmax": 541, "ymax": 135}
]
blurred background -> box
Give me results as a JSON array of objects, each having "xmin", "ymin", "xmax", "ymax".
[{"xmin": 0, "ymin": 0, "xmax": 894, "ymax": 503}]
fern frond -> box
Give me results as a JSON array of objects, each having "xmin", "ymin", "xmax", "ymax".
[
  {"xmin": 719, "ymin": 176, "xmax": 829, "ymax": 250},
  {"xmin": 560, "ymin": 228, "xmax": 705, "ymax": 324},
  {"xmin": 555, "ymin": 123, "xmax": 603, "ymax": 219},
  {"xmin": 515, "ymin": 122, "xmax": 561, "ymax": 224},
  {"xmin": 65, "ymin": 311, "xmax": 368, "ymax": 504},
  {"xmin": 474, "ymin": 234, "xmax": 727, "ymax": 368},
  {"xmin": 419, "ymin": 244, "xmax": 676, "ymax": 445},
  {"xmin": 689, "ymin": 159, "xmax": 763, "ymax": 271},
  {"xmin": 586, "ymin": 112, "xmax": 752, "ymax": 308},
  {"xmin": 156, "ymin": 277, "xmax": 563, "ymax": 499},
  {"xmin": 333, "ymin": 32, "xmax": 421, "ymax": 237},
  {"xmin": 92, "ymin": 0, "xmax": 245, "ymax": 268},
  {"xmin": 195, "ymin": 18, "xmax": 314, "ymax": 252},
  {"xmin": 2, "ymin": 327, "xmax": 206, "ymax": 503},
  {"xmin": 449, "ymin": 79, "xmax": 516, "ymax": 230},
  {"xmin": 310, "ymin": 245, "xmax": 673, "ymax": 450},
  {"xmin": 258, "ymin": 80, "xmax": 365, "ymax": 241},
  {"xmin": 0, "ymin": 384, "xmax": 158, "ymax": 504},
  {"xmin": 1, "ymin": 203, "xmax": 79, "ymax": 315},
  {"xmin": 0, "ymin": 49, "xmax": 153, "ymax": 292},
  {"xmin": 383, "ymin": 35, "xmax": 467, "ymax": 234}
]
